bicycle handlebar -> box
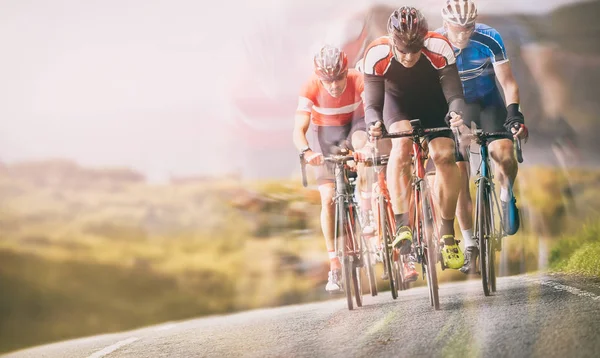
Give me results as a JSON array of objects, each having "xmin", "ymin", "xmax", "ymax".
[
  {"xmin": 472, "ymin": 130, "xmax": 524, "ymax": 163},
  {"xmin": 323, "ymin": 155, "xmax": 355, "ymax": 164},
  {"xmin": 299, "ymin": 153, "xmax": 355, "ymax": 187},
  {"xmin": 383, "ymin": 126, "xmax": 452, "ymax": 139},
  {"xmin": 299, "ymin": 153, "xmax": 308, "ymax": 187},
  {"xmin": 515, "ymin": 136, "xmax": 523, "ymax": 163}
]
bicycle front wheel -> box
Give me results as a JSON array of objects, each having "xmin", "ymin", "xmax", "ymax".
[
  {"xmin": 477, "ymin": 180, "xmax": 493, "ymax": 296},
  {"xmin": 348, "ymin": 209, "xmax": 363, "ymax": 308},
  {"xmin": 379, "ymin": 197, "xmax": 397, "ymax": 299},
  {"xmin": 421, "ymin": 183, "xmax": 440, "ymax": 310},
  {"xmin": 338, "ymin": 200, "xmax": 354, "ymax": 310}
]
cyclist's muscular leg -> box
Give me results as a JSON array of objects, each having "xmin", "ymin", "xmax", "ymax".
[
  {"xmin": 489, "ymin": 138, "xmax": 521, "ymax": 235},
  {"xmin": 351, "ymin": 130, "xmax": 374, "ymax": 230},
  {"xmin": 456, "ymin": 161, "xmax": 474, "ymax": 231},
  {"xmin": 488, "ymin": 139, "xmax": 518, "ymax": 191},
  {"xmin": 386, "ymin": 120, "xmax": 414, "ymax": 253},
  {"xmin": 318, "ymin": 183, "xmax": 339, "ymax": 270},
  {"xmin": 351, "ymin": 129, "xmax": 369, "ymax": 201},
  {"xmin": 429, "ymin": 137, "xmax": 465, "ymax": 269},
  {"xmin": 428, "ymin": 137, "xmax": 461, "ymax": 226},
  {"xmin": 387, "ymin": 120, "xmax": 413, "ymax": 224}
]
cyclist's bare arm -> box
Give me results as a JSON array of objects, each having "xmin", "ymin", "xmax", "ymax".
[
  {"xmin": 494, "ymin": 61, "xmax": 520, "ymax": 106},
  {"xmin": 292, "ymin": 111, "xmax": 311, "ymax": 152}
]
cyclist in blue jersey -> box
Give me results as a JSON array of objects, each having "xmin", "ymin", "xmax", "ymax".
[{"xmin": 436, "ymin": 0, "xmax": 529, "ymax": 274}]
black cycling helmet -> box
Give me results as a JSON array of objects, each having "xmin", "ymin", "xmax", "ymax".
[{"xmin": 387, "ymin": 6, "xmax": 428, "ymax": 53}]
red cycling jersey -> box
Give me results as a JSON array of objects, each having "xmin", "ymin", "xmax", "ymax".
[{"xmin": 296, "ymin": 69, "xmax": 365, "ymax": 126}]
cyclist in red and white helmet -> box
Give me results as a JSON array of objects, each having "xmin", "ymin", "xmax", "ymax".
[
  {"xmin": 293, "ymin": 45, "xmax": 369, "ymax": 292},
  {"xmin": 436, "ymin": 0, "xmax": 528, "ymax": 274},
  {"xmin": 357, "ymin": 7, "xmax": 466, "ymax": 272}
]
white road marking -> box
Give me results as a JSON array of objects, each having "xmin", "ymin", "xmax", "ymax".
[
  {"xmin": 154, "ymin": 323, "xmax": 177, "ymax": 332},
  {"xmin": 86, "ymin": 337, "xmax": 139, "ymax": 358},
  {"xmin": 539, "ymin": 280, "xmax": 600, "ymax": 301},
  {"xmin": 522, "ymin": 276, "xmax": 600, "ymax": 301}
]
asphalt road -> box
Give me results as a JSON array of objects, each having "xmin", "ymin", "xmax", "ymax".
[{"xmin": 4, "ymin": 273, "xmax": 600, "ymax": 358}]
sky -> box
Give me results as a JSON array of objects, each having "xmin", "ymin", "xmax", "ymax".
[{"xmin": 0, "ymin": 0, "xmax": 589, "ymax": 182}]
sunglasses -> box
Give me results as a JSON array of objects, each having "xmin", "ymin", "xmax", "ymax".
[
  {"xmin": 319, "ymin": 73, "xmax": 347, "ymax": 83},
  {"xmin": 447, "ymin": 23, "xmax": 475, "ymax": 35},
  {"xmin": 391, "ymin": 36, "xmax": 422, "ymax": 55}
]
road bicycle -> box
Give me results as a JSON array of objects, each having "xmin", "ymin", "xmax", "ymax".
[{"xmin": 300, "ymin": 150, "xmax": 366, "ymax": 310}]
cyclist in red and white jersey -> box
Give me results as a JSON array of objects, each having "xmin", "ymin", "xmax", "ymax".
[{"xmin": 292, "ymin": 45, "xmax": 368, "ymax": 292}]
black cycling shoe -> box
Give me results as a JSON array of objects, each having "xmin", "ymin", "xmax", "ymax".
[{"xmin": 459, "ymin": 246, "xmax": 479, "ymax": 274}]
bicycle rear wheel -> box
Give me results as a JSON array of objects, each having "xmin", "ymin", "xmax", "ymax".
[
  {"xmin": 379, "ymin": 197, "xmax": 397, "ymax": 299},
  {"xmin": 421, "ymin": 183, "xmax": 440, "ymax": 310}
]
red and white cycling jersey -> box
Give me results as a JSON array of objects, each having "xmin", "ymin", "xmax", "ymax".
[
  {"xmin": 296, "ymin": 69, "xmax": 364, "ymax": 126},
  {"xmin": 362, "ymin": 32, "xmax": 456, "ymax": 76}
]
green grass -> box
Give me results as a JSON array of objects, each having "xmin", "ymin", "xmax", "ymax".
[{"xmin": 549, "ymin": 221, "xmax": 600, "ymax": 277}]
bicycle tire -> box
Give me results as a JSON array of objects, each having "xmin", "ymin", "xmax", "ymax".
[
  {"xmin": 421, "ymin": 183, "xmax": 440, "ymax": 310},
  {"xmin": 379, "ymin": 197, "xmax": 397, "ymax": 299},
  {"xmin": 348, "ymin": 209, "xmax": 363, "ymax": 307},
  {"xmin": 478, "ymin": 181, "xmax": 492, "ymax": 297},
  {"xmin": 393, "ymin": 259, "xmax": 402, "ymax": 292},
  {"xmin": 397, "ymin": 255, "xmax": 406, "ymax": 291},
  {"xmin": 338, "ymin": 200, "xmax": 354, "ymax": 310},
  {"xmin": 353, "ymin": 264, "xmax": 363, "ymax": 307},
  {"xmin": 489, "ymin": 194, "xmax": 498, "ymax": 293}
]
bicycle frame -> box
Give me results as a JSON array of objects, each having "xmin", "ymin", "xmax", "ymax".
[
  {"xmin": 367, "ymin": 143, "xmax": 400, "ymax": 299},
  {"xmin": 331, "ymin": 159, "xmax": 360, "ymax": 261},
  {"xmin": 473, "ymin": 133, "xmax": 511, "ymax": 248},
  {"xmin": 378, "ymin": 120, "xmax": 453, "ymax": 310},
  {"xmin": 410, "ymin": 134, "xmax": 441, "ymax": 260}
]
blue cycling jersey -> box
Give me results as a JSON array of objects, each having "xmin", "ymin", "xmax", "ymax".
[{"xmin": 435, "ymin": 23, "xmax": 508, "ymax": 105}]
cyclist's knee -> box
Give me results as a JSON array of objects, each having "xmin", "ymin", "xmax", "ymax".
[
  {"xmin": 390, "ymin": 147, "xmax": 412, "ymax": 176},
  {"xmin": 350, "ymin": 130, "xmax": 368, "ymax": 150},
  {"xmin": 390, "ymin": 138, "xmax": 411, "ymax": 160},
  {"xmin": 490, "ymin": 141, "xmax": 518, "ymax": 170},
  {"xmin": 431, "ymin": 147, "xmax": 456, "ymax": 167},
  {"xmin": 318, "ymin": 183, "xmax": 335, "ymax": 206}
]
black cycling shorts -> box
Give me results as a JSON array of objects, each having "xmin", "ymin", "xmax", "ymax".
[
  {"xmin": 383, "ymin": 91, "xmax": 453, "ymax": 142},
  {"xmin": 308, "ymin": 116, "xmax": 366, "ymax": 183},
  {"xmin": 457, "ymin": 89, "xmax": 510, "ymax": 161}
]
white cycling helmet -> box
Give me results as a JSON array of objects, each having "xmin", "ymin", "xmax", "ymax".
[{"xmin": 441, "ymin": 0, "xmax": 478, "ymax": 27}]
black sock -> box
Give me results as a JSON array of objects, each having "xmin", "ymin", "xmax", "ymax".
[
  {"xmin": 440, "ymin": 218, "xmax": 455, "ymax": 237},
  {"xmin": 395, "ymin": 213, "xmax": 408, "ymax": 230}
]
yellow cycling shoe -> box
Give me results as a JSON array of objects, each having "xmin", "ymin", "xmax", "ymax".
[
  {"xmin": 440, "ymin": 235, "xmax": 465, "ymax": 269},
  {"xmin": 391, "ymin": 226, "xmax": 413, "ymax": 255}
]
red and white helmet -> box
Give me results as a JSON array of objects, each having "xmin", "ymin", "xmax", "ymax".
[
  {"xmin": 313, "ymin": 45, "xmax": 348, "ymax": 81},
  {"xmin": 441, "ymin": 0, "xmax": 478, "ymax": 27}
]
